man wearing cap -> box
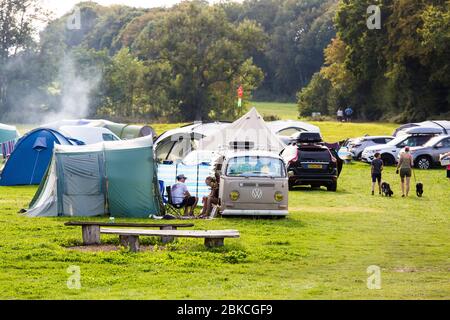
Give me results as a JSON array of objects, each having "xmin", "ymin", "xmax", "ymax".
[{"xmin": 171, "ymin": 174, "xmax": 198, "ymax": 216}]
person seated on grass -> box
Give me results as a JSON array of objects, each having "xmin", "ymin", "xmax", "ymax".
[
  {"xmin": 199, "ymin": 176, "xmax": 219, "ymax": 218},
  {"xmin": 171, "ymin": 174, "xmax": 198, "ymax": 216},
  {"xmin": 371, "ymin": 152, "xmax": 383, "ymax": 195}
]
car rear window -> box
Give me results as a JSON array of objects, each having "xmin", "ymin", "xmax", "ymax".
[{"xmin": 298, "ymin": 149, "xmax": 331, "ymax": 162}]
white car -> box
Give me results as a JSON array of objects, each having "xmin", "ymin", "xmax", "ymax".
[
  {"xmin": 362, "ymin": 130, "xmax": 440, "ymax": 165},
  {"xmin": 347, "ymin": 136, "xmax": 394, "ymax": 159}
]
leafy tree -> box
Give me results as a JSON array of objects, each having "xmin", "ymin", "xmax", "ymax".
[
  {"xmin": 101, "ymin": 47, "xmax": 147, "ymax": 118},
  {"xmin": 297, "ymin": 72, "xmax": 333, "ymax": 116},
  {"xmin": 0, "ymin": 0, "xmax": 49, "ymax": 115},
  {"xmin": 139, "ymin": 1, "xmax": 267, "ymax": 121}
]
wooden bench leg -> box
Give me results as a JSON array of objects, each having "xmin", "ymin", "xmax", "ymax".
[
  {"xmin": 82, "ymin": 225, "xmax": 100, "ymax": 245},
  {"xmin": 119, "ymin": 235, "xmax": 140, "ymax": 252},
  {"xmin": 204, "ymin": 238, "xmax": 224, "ymax": 247},
  {"xmin": 160, "ymin": 226, "xmax": 177, "ymax": 244},
  {"xmin": 119, "ymin": 235, "xmax": 129, "ymax": 247}
]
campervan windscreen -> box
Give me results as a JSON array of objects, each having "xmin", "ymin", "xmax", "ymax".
[{"xmin": 226, "ymin": 156, "xmax": 286, "ymax": 178}]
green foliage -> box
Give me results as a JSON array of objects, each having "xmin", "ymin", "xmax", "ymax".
[
  {"xmin": 99, "ymin": 48, "xmax": 148, "ymax": 118},
  {"xmin": 298, "ymin": 0, "xmax": 450, "ymax": 121},
  {"xmin": 136, "ymin": 1, "xmax": 266, "ymax": 121},
  {"xmin": 0, "ymin": 0, "xmax": 50, "ymax": 117},
  {"xmin": 297, "ymin": 73, "xmax": 333, "ymax": 117},
  {"xmin": 0, "ymin": 0, "xmax": 338, "ymax": 122},
  {"xmin": 229, "ymin": 0, "xmax": 338, "ymax": 99}
]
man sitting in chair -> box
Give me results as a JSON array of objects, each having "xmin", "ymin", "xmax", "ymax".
[{"xmin": 171, "ymin": 174, "xmax": 198, "ymax": 216}]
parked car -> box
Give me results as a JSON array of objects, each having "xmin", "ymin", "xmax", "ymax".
[
  {"xmin": 281, "ymin": 132, "xmax": 343, "ymax": 191},
  {"xmin": 214, "ymin": 150, "xmax": 289, "ymax": 217},
  {"xmin": 347, "ymin": 135, "xmax": 394, "ymax": 159},
  {"xmin": 404, "ymin": 135, "xmax": 450, "ymax": 169},
  {"xmin": 361, "ymin": 127, "xmax": 442, "ymax": 165}
]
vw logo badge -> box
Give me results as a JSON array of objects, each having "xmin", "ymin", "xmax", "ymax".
[{"xmin": 252, "ymin": 188, "xmax": 263, "ymax": 200}]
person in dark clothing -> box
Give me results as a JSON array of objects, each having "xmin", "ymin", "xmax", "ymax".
[
  {"xmin": 371, "ymin": 152, "xmax": 383, "ymax": 195},
  {"xmin": 344, "ymin": 106, "xmax": 353, "ymax": 122}
]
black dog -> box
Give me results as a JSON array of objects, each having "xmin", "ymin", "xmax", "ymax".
[
  {"xmin": 416, "ymin": 182, "xmax": 424, "ymax": 197},
  {"xmin": 381, "ymin": 182, "xmax": 394, "ymax": 197}
]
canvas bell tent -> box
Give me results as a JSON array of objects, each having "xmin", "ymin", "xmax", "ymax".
[
  {"xmin": 27, "ymin": 135, "xmax": 163, "ymax": 218},
  {"xmin": 0, "ymin": 128, "xmax": 81, "ymax": 186},
  {"xmin": 198, "ymin": 107, "xmax": 287, "ymax": 153}
]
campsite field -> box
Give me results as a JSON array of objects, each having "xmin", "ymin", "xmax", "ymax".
[{"xmin": 1, "ymin": 104, "xmax": 449, "ymax": 299}]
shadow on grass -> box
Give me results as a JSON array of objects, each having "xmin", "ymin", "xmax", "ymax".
[{"xmin": 290, "ymin": 186, "xmax": 352, "ymax": 195}]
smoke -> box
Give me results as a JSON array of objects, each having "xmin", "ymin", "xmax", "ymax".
[
  {"xmin": 41, "ymin": 53, "xmax": 101, "ymax": 124},
  {"xmin": 1, "ymin": 52, "xmax": 101, "ymax": 125}
]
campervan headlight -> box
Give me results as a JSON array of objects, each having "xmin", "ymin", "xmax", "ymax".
[
  {"xmin": 230, "ymin": 191, "xmax": 240, "ymax": 201},
  {"xmin": 274, "ymin": 191, "xmax": 284, "ymax": 202}
]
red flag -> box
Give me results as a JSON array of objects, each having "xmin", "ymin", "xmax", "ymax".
[{"xmin": 237, "ymin": 85, "xmax": 243, "ymax": 98}]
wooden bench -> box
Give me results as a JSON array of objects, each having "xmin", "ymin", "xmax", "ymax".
[
  {"xmin": 100, "ymin": 228, "xmax": 240, "ymax": 252},
  {"xmin": 64, "ymin": 221, "xmax": 194, "ymax": 245}
]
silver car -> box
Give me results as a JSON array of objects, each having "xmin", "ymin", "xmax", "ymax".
[
  {"xmin": 409, "ymin": 135, "xmax": 450, "ymax": 169},
  {"xmin": 348, "ymin": 136, "xmax": 394, "ymax": 159}
]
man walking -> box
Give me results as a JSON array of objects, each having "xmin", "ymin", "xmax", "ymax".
[
  {"xmin": 344, "ymin": 106, "xmax": 353, "ymax": 122},
  {"xmin": 371, "ymin": 152, "xmax": 383, "ymax": 195},
  {"xmin": 337, "ymin": 108, "xmax": 344, "ymax": 122}
]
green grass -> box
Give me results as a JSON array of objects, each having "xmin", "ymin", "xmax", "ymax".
[
  {"xmin": 251, "ymin": 101, "xmax": 299, "ymax": 120},
  {"xmin": 0, "ymin": 163, "xmax": 448, "ymax": 299},
  {"xmin": 1, "ymin": 103, "xmax": 448, "ymax": 299}
]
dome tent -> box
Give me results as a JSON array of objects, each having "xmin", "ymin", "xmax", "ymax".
[
  {"xmin": 42, "ymin": 119, "xmax": 156, "ymax": 140},
  {"xmin": 0, "ymin": 128, "xmax": 81, "ymax": 186},
  {"xmin": 27, "ymin": 135, "xmax": 163, "ymax": 218}
]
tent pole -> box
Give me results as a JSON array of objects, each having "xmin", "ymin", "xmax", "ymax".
[{"xmin": 196, "ymin": 164, "xmax": 199, "ymax": 198}]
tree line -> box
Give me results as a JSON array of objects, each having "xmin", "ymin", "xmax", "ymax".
[
  {"xmin": 0, "ymin": 0, "xmax": 336, "ymax": 123},
  {"xmin": 297, "ymin": 0, "xmax": 450, "ymax": 122},
  {"xmin": 1, "ymin": 0, "xmax": 447, "ymax": 123}
]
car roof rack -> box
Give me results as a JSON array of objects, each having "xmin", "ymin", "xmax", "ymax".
[{"xmin": 296, "ymin": 132, "xmax": 323, "ymax": 144}]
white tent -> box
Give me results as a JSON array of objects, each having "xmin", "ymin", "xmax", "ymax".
[
  {"xmin": 59, "ymin": 126, "xmax": 120, "ymax": 144},
  {"xmin": 198, "ymin": 108, "xmax": 286, "ymax": 153},
  {"xmin": 267, "ymin": 120, "xmax": 320, "ymax": 135}
]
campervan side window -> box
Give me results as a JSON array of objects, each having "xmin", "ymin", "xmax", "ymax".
[{"xmin": 226, "ymin": 156, "xmax": 286, "ymax": 178}]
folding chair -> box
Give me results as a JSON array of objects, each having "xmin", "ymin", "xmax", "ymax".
[{"xmin": 165, "ymin": 185, "xmax": 185, "ymax": 218}]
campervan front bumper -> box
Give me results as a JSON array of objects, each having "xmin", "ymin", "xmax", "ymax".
[{"xmin": 221, "ymin": 209, "xmax": 289, "ymax": 216}]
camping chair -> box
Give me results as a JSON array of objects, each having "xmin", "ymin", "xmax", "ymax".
[{"xmin": 165, "ymin": 185, "xmax": 185, "ymax": 218}]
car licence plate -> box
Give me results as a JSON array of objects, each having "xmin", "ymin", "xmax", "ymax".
[{"xmin": 308, "ymin": 164, "xmax": 323, "ymax": 169}]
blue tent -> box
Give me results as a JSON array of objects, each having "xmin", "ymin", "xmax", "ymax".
[{"xmin": 0, "ymin": 128, "xmax": 82, "ymax": 186}]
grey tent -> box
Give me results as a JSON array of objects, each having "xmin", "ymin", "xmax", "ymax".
[{"xmin": 27, "ymin": 135, "xmax": 163, "ymax": 218}]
